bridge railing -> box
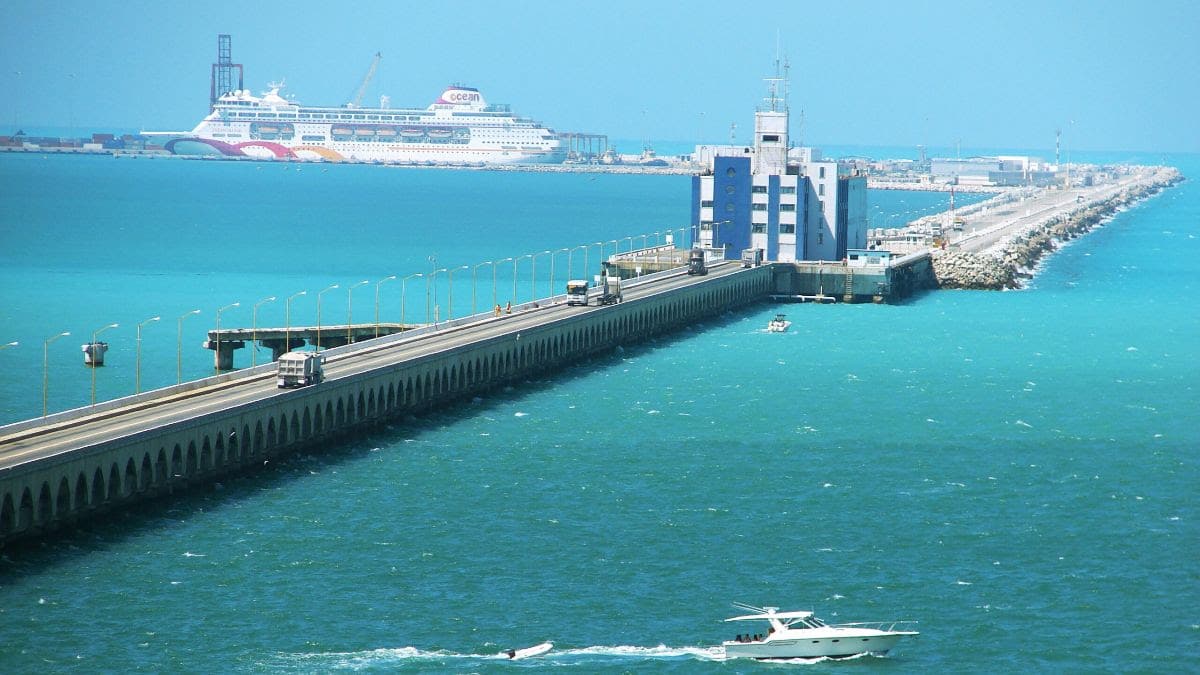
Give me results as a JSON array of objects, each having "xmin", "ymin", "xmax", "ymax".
[{"xmin": 0, "ymin": 259, "xmax": 696, "ymax": 438}]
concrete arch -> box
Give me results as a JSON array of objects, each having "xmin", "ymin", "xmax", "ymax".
[
  {"xmin": 0, "ymin": 493, "xmax": 14, "ymax": 536},
  {"xmin": 140, "ymin": 453, "xmax": 153, "ymax": 492},
  {"xmin": 37, "ymin": 481, "xmax": 53, "ymax": 525},
  {"xmin": 56, "ymin": 476, "xmax": 71, "ymax": 519},
  {"xmin": 289, "ymin": 410, "xmax": 300, "ymax": 441},
  {"xmin": 266, "ymin": 417, "xmax": 277, "ymax": 448},
  {"xmin": 124, "ymin": 456, "xmax": 138, "ymax": 496},
  {"xmin": 74, "ymin": 472, "xmax": 88, "ymax": 511},
  {"xmin": 107, "ymin": 463, "xmax": 120, "ymax": 501},
  {"xmin": 91, "ymin": 467, "xmax": 105, "ymax": 506},
  {"xmin": 186, "ymin": 441, "xmax": 198, "ymax": 478},
  {"xmin": 335, "ymin": 398, "xmax": 345, "ymax": 426},
  {"xmin": 19, "ymin": 488, "xmax": 34, "ymax": 531},
  {"xmin": 156, "ymin": 448, "xmax": 169, "ymax": 486},
  {"xmin": 201, "ymin": 437, "xmax": 213, "ymax": 473},
  {"xmin": 356, "ymin": 391, "xmax": 366, "ymax": 420},
  {"xmin": 214, "ymin": 431, "xmax": 226, "ymax": 467},
  {"xmin": 302, "ymin": 406, "xmax": 313, "ymax": 438}
]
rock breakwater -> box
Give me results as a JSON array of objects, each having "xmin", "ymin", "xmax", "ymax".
[{"xmin": 933, "ymin": 167, "xmax": 1183, "ymax": 290}]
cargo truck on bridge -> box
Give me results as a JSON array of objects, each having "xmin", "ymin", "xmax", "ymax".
[
  {"xmin": 688, "ymin": 248, "xmax": 708, "ymax": 275},
  {"xmin": 566, "ymin": 280, "xmax": 589, "ymax": 306},
  {"xmin": 276, "ymin": 352, "xmax": 325, "ymax": 388}
]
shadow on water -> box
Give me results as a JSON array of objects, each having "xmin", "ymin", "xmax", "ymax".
[{"xmin": 0, "ymin": 302, "xmax": 763, "ymax": 572}]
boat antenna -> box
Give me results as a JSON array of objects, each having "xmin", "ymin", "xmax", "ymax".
[{"xmin": 732, "ymin": 601, "xmax": 766, "ymax": 614}]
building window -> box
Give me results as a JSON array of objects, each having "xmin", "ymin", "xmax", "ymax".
[
  {"xmin": 761, "ymin": 134, "xmax": 779, "ymax": 142},
  {"xmin": 780, "ymin": 223, "xmax": 795, "ymax": 234},
  {"xmin": 817, "ymin": 232, "xmax": 824, "ymax": 244},
  {"xmin": 699, "ymin": 221, "xmax": 713, "ymax": 230},
  {"xmin": 752, "ymin": 223, "xmax": 766, "ymax": 233},
  {"xmin": 751, "ymin": 185, "xmax": 767, "ymax": 193},
  {"xmin": 780, "ymin": 186, "xmax": 796, "ymax": 194},
  {"xmin": 819, "ymin": 184, "xmax": 826, "ymax": 197},
  {"xmin": 701, "ymin": 200, "xmax": 713, "ymax": 208},
  {"xmin": 726, "ymin": 167, "xmax": 736, "ymax": 177},
  {"xmin": 752, "ymin": 203, "xmax": 767, "ymax": 211},
  {"xmin": 725, "ymin": 185, "xmax": 735, "ymax": 195},
  {"xmin": 780, "ymin": 203, "xmax": 795, "ymax": 212},
  {"xmin": 819, "ymin": 166, "xmax": 826, "ymax": 179}
]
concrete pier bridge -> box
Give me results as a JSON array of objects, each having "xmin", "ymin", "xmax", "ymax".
[
  {"xmin": 204, "ymin": 323, "xmax": 417, "ymax": 369},
  {"xmin": 0, "ymin": 261, "xmax": 778, "ymax": 546}
]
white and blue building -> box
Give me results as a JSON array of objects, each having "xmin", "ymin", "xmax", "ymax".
[{"xmin": 692, "ymin": 87, "xmax": 867, "ymax": 262}]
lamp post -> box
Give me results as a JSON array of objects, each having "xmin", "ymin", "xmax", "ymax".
[
  {"xmin": 42, "ymin": 331, "xmax": 69, "ymax": 417},
  {"xmin": 251, "ymin": 296, "xmax": 276, "ymax": 367},
  {"xmin": 532, "ymin": 250, "xmax": 550, "ymax": 301},
  {"xmin": 374, "ymin": 275, "xmax": 396, "ymax": 337},
  {"xmin": 472, "ymin": 262, "xmax": 490, "ymax": 316},
  {"xmin": 177, "ymin": 309, "xmax": 199, "ymax": 383},
  {"xmin": 401, "ymin": 272, "xmax": 424, "ymax": 327},
  {"xmin": 569, "ymin": 244, "xmax": 587, "ymax": 282},
  {"xmin": 492, "ymin": 257, "xmax": 512, "ymax": 308},
  {"xmin": 90, "ymin": 322, "xmax": 119, "ymax": 405},
  {"xmin": 550, "ymin": 247, "xmax": 569, "ymax": 300},
  {"xmin": 285, "ymin": 290, "xmax": 307, "ymax": 354},
  {"xmin": 347, "ymin": 280, "xmax": 369, "ymax": 344},
  {"xmin": 446, "ymin": 265, "xmax": 468, "ymax": 320},
  {"xmin": 214, "ymin": 302, "xmax": 239, "ymax": 374},
  {"xmin": 425, "ymin": 255, "xmax": 437, "ymax": 325},
  {"xmin": 513, "ymin": 253, "xmax": 533, "ymax": 305},
  {"xmin": 315, "ymin": 283, "xmax": 339, "ymax": 351},
  {"xmin": 427, "ymin": 268, "xmax": 448, "ymax": 323},
  {"xmin": 592, "ymin": 241, "xmax": 605, "ymax": 282},
  {"xmin": 135, "ymin": 316, "xmax": 160, "ymax": 394}
]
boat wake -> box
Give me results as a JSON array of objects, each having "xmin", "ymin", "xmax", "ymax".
[
  {"xmin": 277, "ymin": 643, "xmax": 894, "ymax": 669},
  {"xmin": 279, "ymin": 643, "xmax": 731, "ymax": 669}
]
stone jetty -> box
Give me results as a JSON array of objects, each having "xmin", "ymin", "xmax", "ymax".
[{"xmin": 933, "ymin": 167, "xmax": 1183, "ymax": 290}]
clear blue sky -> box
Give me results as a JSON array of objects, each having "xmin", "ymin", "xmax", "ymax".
[{"xmin": 3, "ymin": 0, "xmax": 1197, "ymax": 153}]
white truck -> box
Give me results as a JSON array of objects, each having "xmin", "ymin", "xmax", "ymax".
[
  {"xmin": 276, "ymin": 352, "xmax": 325, "ymax": 388},
  {"xmin": 566, "ymin": 280, "xmax": 589, "ymax": 306},
  {"xmin": 597, "ymin": 273, "xmax": 622, "ymax": 305}
]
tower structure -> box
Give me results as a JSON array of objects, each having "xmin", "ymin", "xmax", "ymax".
[{"xmin": 210, "ymin": 34, "xmax": 244, "ymax": 111}]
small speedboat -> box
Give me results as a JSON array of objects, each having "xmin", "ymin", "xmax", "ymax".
[
  {"xmin": 500, "ymin": 641, "xmax": 552, "ymax": 660},
  {"xmin": 767, "ymin": 314, "xmax": 792, "ymax": 332},
  {"xmin": 722, "ymin": 604, "xmax": 917, "ymax": 660}
]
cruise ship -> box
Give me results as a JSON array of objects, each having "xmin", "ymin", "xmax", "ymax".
[{"xmin": 155, "ymin": 83, "xmax": 567, "ymax": 165}]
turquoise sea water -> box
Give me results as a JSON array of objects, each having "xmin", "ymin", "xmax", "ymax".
[{"xmin": 0, "ymin": 153, "xmax": 1196, "ymax": 672}]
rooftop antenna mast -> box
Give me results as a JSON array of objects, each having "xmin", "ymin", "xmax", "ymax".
[{"xmin": 348, "ymin": 52, "xmax": 382, "ymax": 108}]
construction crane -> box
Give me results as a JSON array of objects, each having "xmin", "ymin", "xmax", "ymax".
[{"xmin": 347, "ymin": 52, "xmax": 381, "ymax": 108}]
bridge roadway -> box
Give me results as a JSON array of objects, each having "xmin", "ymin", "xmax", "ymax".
[{"xmin": 0, "ymin": 261, "xmax": 745, "ymax": 472}]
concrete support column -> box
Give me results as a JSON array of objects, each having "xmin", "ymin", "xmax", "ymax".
[
  {"xmin": 261, "ymin": 338, "xmax": 306, "ymax": 361},
  {"xmin": 203, "ymin": 340, "xmax": 245, "ymax": 371}
]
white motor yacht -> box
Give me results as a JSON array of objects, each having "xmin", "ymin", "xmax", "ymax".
[
  {"xmin": 767, "ymin": 314, "xmax": 792, "ymax": 332},
  {"xmin": 722, "ymin": 604, "xmax": 917, "ymax": 660}
]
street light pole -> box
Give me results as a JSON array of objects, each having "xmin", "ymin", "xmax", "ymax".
[
  {"xmin": 426, "ymin": 255, "xmax": 437, "ymax": 325},
  {"xmin": 446, "ymin": 265, "xmax": 468, "ymax": 321},
  {"xmin": 532, "ymin": 250, "xmax": 550, "ymax": 301},
  {"xmin": 550, "ymin": 247, "xmax": 569, "ymax": 300},
  {"xmin": 472, "ymin": 262, "xmax": 490, "ymax": 316},
  {"xmin": 375, "ymin": 275, "xmax": 396, "ymax": 337},
  {"xmin": 316, "ymin": 283, "xmax": 339, "ymax": 351},
  {"xmin": 429, "ymin": 268, "xmax": 448, "ymax": 323},
  {"xmin": 513, "ymin": 254, "xmax": 533, "ymax": 305},
  {"xmin": 214, "ymin": 302, "xmax": 240, "ymax": 374},
  {"xmin": 43, "ymin": 331, "xmax": 69, "ymax": 416},
  {"xmin": 492, "ymin": 257, "xmax": 512, "ymax": 309},
  {"xmin": 347, "ymin": 280, "xmax": 369, "ymax": 344},
  {"xmin": 569, "ymin": 245, "xmax": 587, "ymax": 282},
  {"xmin": 135, "ymin": 316, "xmax": 160, "ymax": 394},
  {"xmin": 286, "ymin": 290, "xmax": 307, "ymax": 355},
  {"xmin": 177, "ymin": 309, "xmax": 200, "ymax": 383},
  {"xmin": 90, "ymin": 322, "xmax": 119, "ymax": 405},
  {"xmin": 401, "ymin": 272, "xmax": 424, "ymax": 328},
  {"xmin": 252, "ymin": 296, "xmax": 276, "ymax": 366}
]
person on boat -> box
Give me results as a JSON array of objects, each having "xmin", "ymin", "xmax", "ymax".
[{"xmin": 504, "ymin": 649, "xmax": 517, "ymax": 659}]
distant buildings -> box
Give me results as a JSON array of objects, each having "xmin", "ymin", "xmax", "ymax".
[{"xmin": 690, "ymin": 86, "xmax": 867, "ymax": 262}]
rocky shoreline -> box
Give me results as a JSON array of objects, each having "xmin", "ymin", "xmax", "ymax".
[{"xmin": 932, "ymin": 167, "xmax": 1184, "ymax": 290}]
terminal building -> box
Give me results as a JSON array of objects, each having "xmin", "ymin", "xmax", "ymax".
[{"xmin": 690, "ymin": 80, "xmax": 867, "ymax": 263}]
